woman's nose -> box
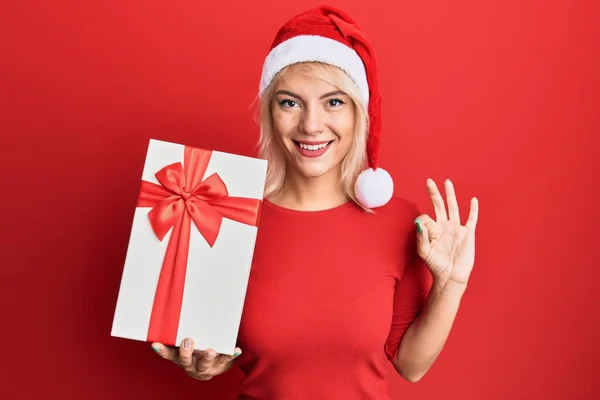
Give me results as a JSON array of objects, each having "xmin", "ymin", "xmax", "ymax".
[{"xmin": 299, "ymin": 105, "xmax": 325, "ymax": 135}]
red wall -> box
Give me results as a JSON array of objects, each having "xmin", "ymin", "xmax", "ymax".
[{"xmin": 1, "ymin": 0, "xmax": 598, "ymax": 398}]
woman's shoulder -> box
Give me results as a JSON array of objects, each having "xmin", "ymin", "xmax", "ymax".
[
  {"xmin": 359, "ymin": 195, "xmax": 422, "ymax": 238},
  {"xmin": 375, "ymin": 195, "xmax": 421, "ymax": 220}
]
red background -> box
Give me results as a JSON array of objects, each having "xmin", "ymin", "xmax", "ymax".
[{"xmin": 1, "ymin": 0, "xmax": 599, "ymax": 398}]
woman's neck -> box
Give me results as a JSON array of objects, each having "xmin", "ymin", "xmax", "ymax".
[{"xmin": 268, "ymin": 167, "xmax": 348, "ymax": 211}]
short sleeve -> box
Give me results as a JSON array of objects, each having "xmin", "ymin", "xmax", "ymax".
[{"xmin": 384, "ymin": 205, "xmax": 434, "ymax": 361}]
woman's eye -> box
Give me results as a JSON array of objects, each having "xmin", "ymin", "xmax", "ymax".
[
  {"xmin": 280, "ymin": 99, "xmax": 298, "ymax": 108},
  {"xmin": 328, "ymin": 98, "xmax": 345, "ymax": 107}
]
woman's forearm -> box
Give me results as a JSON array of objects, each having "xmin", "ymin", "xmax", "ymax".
[{"xmin": 393, "ymin": 278, "xmax": 467, "ymax": 382}]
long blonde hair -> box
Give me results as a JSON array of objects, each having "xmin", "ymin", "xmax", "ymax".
[{"xmin": 256, "ymin": 62, "xmax": 370, "ymax": 209}]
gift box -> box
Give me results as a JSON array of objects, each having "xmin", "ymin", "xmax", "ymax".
[{"xmin": 111, "ymin": 139, "xmax": 268, "ymax": 355}]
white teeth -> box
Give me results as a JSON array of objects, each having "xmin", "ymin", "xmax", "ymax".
[{"xmin": 298, "ymin": 142, "xmax": 329, "ymax": 151}]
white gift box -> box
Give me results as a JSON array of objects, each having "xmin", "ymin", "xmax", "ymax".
[{"xmin": 111, "ymin": 139, "xmax": 267, "ymax": 355}]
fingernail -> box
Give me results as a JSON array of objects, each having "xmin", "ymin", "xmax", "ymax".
[
  {"xmin": 234, "ymin": 349, "xmax": 242, "ymax": 357},
  {"xmin": 182, "ymin": 338, "xmax": 192, "ymax": 350},
  {"xmin": 415, "ymin": 221, "xmax": 423, "ymax": 234},
  {"xmin": 151, "ymin": 344, "xmax": 160, "ymax": 353}
]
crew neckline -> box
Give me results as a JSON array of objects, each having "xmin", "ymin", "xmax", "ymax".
[{"xmin": 262, "ymin": 197, "xmax": 356, "ymax": 215}]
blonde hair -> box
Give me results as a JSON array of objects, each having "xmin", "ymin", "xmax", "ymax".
[{"xmin": 256, "ymin": 62, "xmax": 370, "ymax": 209}]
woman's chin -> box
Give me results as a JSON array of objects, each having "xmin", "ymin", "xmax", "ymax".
[{"xmin": 294, "ymin": 164, "xmax": 337, "ymax": 180}]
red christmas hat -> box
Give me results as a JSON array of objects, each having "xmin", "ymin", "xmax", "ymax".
[{"xmin": 259, "ymin": 4, "xmax": 394, "ymax": 208}]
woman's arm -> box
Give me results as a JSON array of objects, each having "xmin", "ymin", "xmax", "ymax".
[
  {"xmin": 393, "ymin": 178, "xmax": 478, "ymax": 382},
  {"xmin": 393, "ymin": 278, "xmax": 466, "ymax": 382}
]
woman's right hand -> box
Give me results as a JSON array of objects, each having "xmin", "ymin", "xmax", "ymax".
[{"xmin": 151, "ymin": 338, "xmax": 242, "ymax": 380}]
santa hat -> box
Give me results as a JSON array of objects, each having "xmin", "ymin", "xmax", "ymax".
[{"xmin": 258, "ymin": 4, "xmax": 394, "ymax": 209}]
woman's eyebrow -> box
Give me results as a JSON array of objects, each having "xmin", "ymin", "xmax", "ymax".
[
  {"xmin": 274, "ymin": 90, "xmax": 302, "ymax": 100},
  {"xmin": 319, "ymin": 90, "xmax": 346, "ymax": 99},
  {"xmin": 274, "ymin": 90, "xmax": 347, "ymax": 101}
]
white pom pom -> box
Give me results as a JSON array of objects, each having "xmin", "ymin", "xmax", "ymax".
[{"xmin": 354, "ymin": 167, "xmax": 394, "ymax": 208}]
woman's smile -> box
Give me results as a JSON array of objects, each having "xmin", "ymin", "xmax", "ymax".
[{"xmin": 293, "ymin": 139, "xmax": 334, "ymax": 158}]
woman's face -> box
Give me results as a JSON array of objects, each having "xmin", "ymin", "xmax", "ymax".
[{"xmin": 271, "ymin": 64, "xmax": 356, "ymax": 180}]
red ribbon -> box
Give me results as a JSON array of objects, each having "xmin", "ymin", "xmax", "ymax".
[{"xmin": 137, "ymin": 146, "xmax": 262, "ymax": 345}]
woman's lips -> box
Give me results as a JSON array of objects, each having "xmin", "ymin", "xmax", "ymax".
[{"xmin": 293, "ymin": 140, "xmax": 333, "ymax": 158}]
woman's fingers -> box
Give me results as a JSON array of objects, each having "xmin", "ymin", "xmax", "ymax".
[
  {"xmin": 178, "ymin": 338, "xmax": 195, "ymax": 368},
  {"xmin": 151, "ymin": 342, "xmax": 177, "ymax": 362},
  {"xmin": 444, "ymin": 179, "xmax": 460, "ymax": 222},
  {"xmin": 153, "ymin": 339, "xmax": 241, "ymax": 380},
  {"xmin": 465, "ymin": 197, "xmax": 479, "ymax": 232},
  {"xmin": 215, "ymin": 347, "xmax": 243, "ymax": 367},
  {"xmin": 195, "ymin": 348, "xmax": 218, "ymax": 373},
  {"xmin": 415, "ymin": 216, "xmax": 432, "ymax": 260},
  {"xmin": 426, "ymin": 179, "xmax": 448, "ymax": 222},
  {"xmin": 415, "ymin": 213, "xmax": 437, "ymax": 243}
]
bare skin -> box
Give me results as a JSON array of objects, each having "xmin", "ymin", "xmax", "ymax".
[
  {"xmin": 149, "ymin": 63, "xmax": 352, "ymax": 378},
  {"xmin": 152, "ymin": 338, "xmax": 242, "ymax": 381},
  {"xmin": 150, "ymin": 63, "xmax": 480, "ymax": 383}
]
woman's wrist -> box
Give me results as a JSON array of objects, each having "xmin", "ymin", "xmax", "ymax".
[{"xmin": 432, "ymin": 276, "xmax": 468, "ymax": 298}]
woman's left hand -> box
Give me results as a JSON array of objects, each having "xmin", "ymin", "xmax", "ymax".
[{"xmin": 415, "ymin": 178, "xmax": 479, "ymax": 287}]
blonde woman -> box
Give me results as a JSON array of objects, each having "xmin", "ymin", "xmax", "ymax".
[{"xmin": 152, "ymin": 5, "xmax": 479, "ymax": 399}]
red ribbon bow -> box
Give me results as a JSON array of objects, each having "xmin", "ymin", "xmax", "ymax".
[{"xmin": 137, "ymin": 146, "xmax": 262, "ymax": 345}]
